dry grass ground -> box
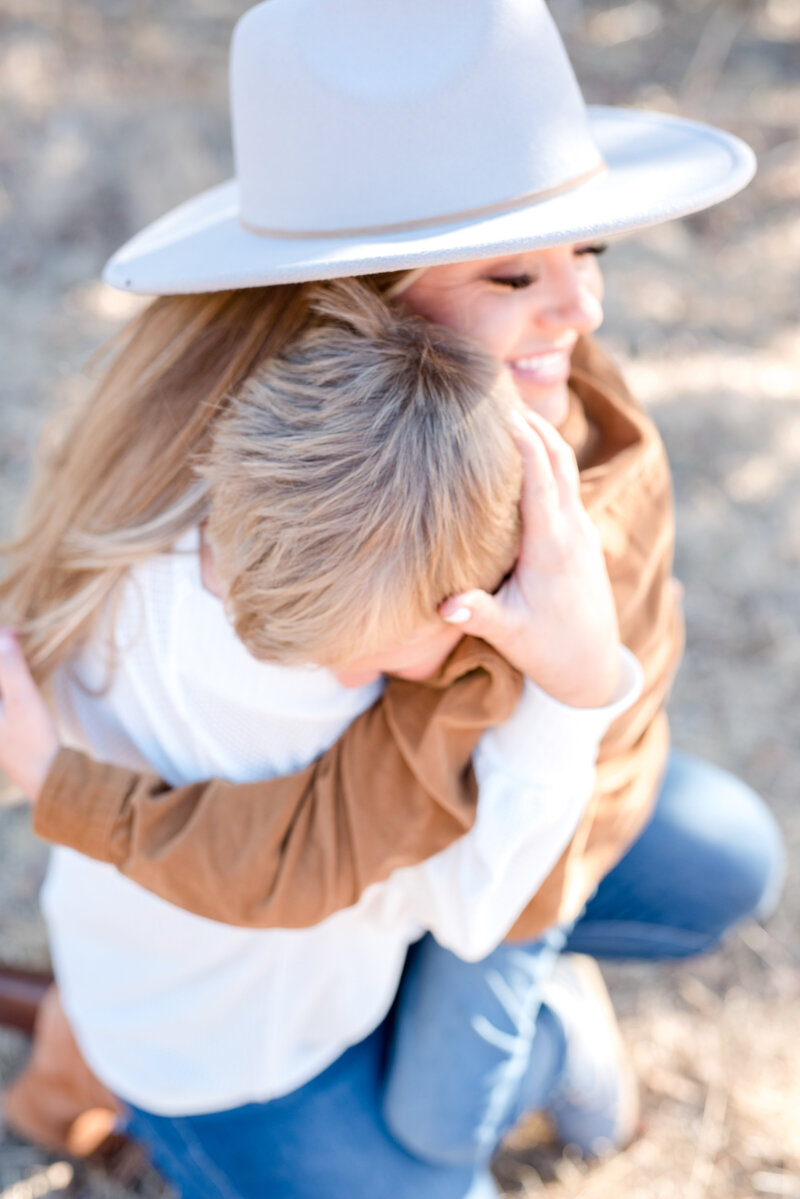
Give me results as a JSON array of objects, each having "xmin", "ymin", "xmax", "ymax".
[{"xmin": 0, "ymin": 1, "xmax": 798, "ymax": 1196}]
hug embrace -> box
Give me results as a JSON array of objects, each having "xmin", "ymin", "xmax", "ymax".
[{"xmin": 0, "ymin": 2, "xmax": 786, "ymax": 1197}]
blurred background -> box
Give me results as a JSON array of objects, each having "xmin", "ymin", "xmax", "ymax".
[{"xmin": 0, "ymin": 1, "xmax": 798, "ymax": 1196}]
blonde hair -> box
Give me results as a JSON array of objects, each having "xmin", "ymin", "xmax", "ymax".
[
  {"xmin": 0, "ymin": 271, "xmax": 519, "ymax": 680},
  {"xmin": 204, "ymin": 280, "xmax": 522, "ymax": 666}
]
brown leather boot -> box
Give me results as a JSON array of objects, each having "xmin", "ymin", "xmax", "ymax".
[
  {"xmin": 3, "ymin": 984, "xmax": 123, "ymax": 1159},
  {"xmin": 0, "ymin": 966, "xmax": 53, "ymax": 1036}
]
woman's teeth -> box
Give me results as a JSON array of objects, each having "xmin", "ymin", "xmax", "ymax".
[{"xmin": 511, "ymin": 351, "xmax": 569, "ymax": 380}]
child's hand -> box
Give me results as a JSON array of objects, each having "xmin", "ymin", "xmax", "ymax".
[
  {"xmin": 441, "ymin": 410, "xmax": 621, "ymax": 709},
  {"xmin": 0, "ymin": 630, "xmax": 59, "ymax": 801}
]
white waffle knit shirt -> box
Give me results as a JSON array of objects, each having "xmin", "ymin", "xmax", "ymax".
[{"xmin": 42, "ymin": 531, "xmax": 641, "ymax": 1115}]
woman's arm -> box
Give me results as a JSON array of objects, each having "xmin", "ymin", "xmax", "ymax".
[
  {"xmin": 0, "ymin": 630, "xmax": 523, "ymax": 928},
  {"xmin": 1, "ymin": 412, "xmax": 621, "ymax": 934}
]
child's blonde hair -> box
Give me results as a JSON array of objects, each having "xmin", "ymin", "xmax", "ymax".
[
  {"xmin": 0, "ymin": 272, "xmax": 520, "ymax": 680},
  {"xmin": 204, "ymin": 280, "xmax": 522, "ymax": 666}
]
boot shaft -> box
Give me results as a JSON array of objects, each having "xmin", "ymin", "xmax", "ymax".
[{"xmin": 0, "ymin": 967, "xmax": 53, "ymax": 1035}]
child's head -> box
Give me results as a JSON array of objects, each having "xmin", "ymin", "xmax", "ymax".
[{"xmin": 202, "ymin": 279, "xmax": 523, "ymax": 672}]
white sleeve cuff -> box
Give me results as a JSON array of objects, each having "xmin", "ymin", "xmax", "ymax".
[{"xmin": 476, "ymin": 646, "xmax": 643, "ymax": 786}]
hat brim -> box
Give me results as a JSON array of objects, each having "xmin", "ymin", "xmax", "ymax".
[{"xmin": 103, "ymin": 107, "xmax": 755, "ymax": 295}]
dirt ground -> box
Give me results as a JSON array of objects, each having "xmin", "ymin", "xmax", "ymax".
[{"xmin": 0, "ymin": 1, "xmax": 798, "ymax": 1196}]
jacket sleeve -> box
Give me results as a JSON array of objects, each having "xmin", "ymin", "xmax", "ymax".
[{"xmin": 33, "ymin": 638, "xmax": 522, "ymax": 929}]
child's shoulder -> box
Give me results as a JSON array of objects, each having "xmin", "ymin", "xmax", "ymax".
[
  {"xmin": 112, "ymin": 527, "xmax": 203, "ymax": 649},
  {"xmin": 121, "ymin": 528, "xmax": 380, "ymax": 721}
]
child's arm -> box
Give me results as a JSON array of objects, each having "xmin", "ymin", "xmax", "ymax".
[{"xmin": 0, "ymin": 630, "xmax": 523, "ymax": 928}]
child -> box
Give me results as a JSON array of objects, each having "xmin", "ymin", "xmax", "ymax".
[{"xmin": 0, "ymin": 281, "xmax": 637, "ymax": 1197}]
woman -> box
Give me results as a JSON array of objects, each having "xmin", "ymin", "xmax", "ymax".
[{"xmin": 0, "ymin": 1, "xmax": 784, "ymax": 1195}]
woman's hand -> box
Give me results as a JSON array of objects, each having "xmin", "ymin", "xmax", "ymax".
[
  {"xmin": 0, "ymin": 630, "xmax": 59, "ymax": 801},
  {"xmin": 441, "ymin": 410, "xmax": 621, "ymax": 709}
]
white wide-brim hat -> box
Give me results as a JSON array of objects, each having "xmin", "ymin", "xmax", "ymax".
[{"xmin": 104, "ymin": 0, "xmax": 756, "ymax": 296}]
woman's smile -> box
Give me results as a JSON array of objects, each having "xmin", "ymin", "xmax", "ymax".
[
  {"xmin": 508, "ymin": 340, "xmax": 577, "ymax": 386},
  {"xmin": 402, "ymin": 245, "xmax": 605, "ymax": 428}
]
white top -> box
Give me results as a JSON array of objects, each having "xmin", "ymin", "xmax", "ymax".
[{"xmin": 42, "ymin": 531, "xmax": 641, "ymax": 1115}]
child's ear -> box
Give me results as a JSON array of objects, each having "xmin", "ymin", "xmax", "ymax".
[{"xmin": 199, "ymin": 526, "xmax": 229, "ymax": 601}]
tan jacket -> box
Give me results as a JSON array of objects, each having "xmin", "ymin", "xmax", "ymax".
[{"xmin": 6, "ymin": 335, "xmax": 682, "ymax": 1153}]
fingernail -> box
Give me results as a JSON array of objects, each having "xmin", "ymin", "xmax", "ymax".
[
  {"xmin": 0, "ymin": 632, "xmax": 15, "ymax": 654},
  {"xmin": 442, "ymin": 606, "xmax": 471, "ymax": 624}
]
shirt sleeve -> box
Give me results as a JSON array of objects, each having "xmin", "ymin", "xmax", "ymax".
[
  {"xmin": 380, "ymin": 647, "xmax": 643, "ymax": 961},
  {"xmin": 33, "ymin": 638, "xmax": 523, "ymax": 929}
]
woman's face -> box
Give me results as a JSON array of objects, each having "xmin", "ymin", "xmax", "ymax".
[{"xmin": 401, "ymin": 243, "xmax": 605, "ymax": 427}]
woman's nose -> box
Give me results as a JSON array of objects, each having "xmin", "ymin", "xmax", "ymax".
[{"xmin": 537, "ymin": 265, "xmax": 604, "ymax": 335}]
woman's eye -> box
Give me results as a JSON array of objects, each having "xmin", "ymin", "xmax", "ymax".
[
  {"xmin": 488, "ymin": 245, "xmax": 607, "ymax": 288},
  {"xmin": 489, "ymin": 274, "xmax": 535, "ymax": 290}
]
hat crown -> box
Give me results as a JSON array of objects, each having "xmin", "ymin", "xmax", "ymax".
[{"xmin": 231, "ymin": 0, "xmax": 603, "ymax": 235}]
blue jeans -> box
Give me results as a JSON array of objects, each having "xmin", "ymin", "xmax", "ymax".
[
  {"xmin": 123, "ymin": 752, "xmax": 785, "ymax": 1197},
  {"xmin": 123, "ymin": 1029, "xmax": 497, "ymax": 1199}
]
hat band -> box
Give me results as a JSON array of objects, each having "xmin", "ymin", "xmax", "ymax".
[{"xmin": 239, "ymin": 161, "xmax": 606, "ymax": 241}]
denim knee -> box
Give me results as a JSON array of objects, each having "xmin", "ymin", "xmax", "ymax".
[
  {"xmin": 383, "ymin": 937, "xmax": 564, "ymax": 1168},
  {"xmin": 666, "ymin": 752, "xmax": 786, "ymax": 932},
  {"xmin": 568, "ymin": 752, "xmax": 787, "ymax": 962}
]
